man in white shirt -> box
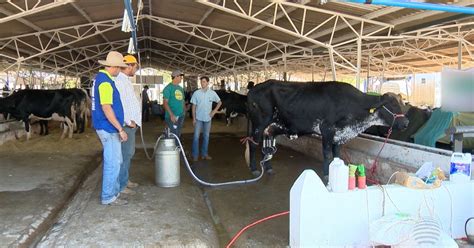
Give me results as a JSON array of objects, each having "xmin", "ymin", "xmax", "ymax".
[{"xmin": 115, "ymin": 54, "xmax": 141, "ymax": 195}]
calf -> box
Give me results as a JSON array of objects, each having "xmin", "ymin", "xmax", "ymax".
[{"xmin": 247, "ymin": 80, "xmax": 409, "ymax": 178}]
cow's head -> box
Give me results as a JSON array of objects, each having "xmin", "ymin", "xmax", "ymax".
[{"xmin": 375, "ymin": 93, "xmax": 409, "ymax": 130}]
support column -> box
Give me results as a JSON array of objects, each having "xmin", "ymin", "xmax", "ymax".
[
  {"xmin": 356, "ymin": 37, "xmax": 362, "ymax": 90},
  {"xmin": 379, "ymin": 58, "xmax": 386, "ymax": 93},
  {"xmin": 328, "ymin": 46, "xmax": 337, "ymax": 81},
  {"xmin": 458, "ymin": 38, "xmax": 462, "ymax": 70}
]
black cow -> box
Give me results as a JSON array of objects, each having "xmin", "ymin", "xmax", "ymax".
[
  {"xmin": 365, "ymin": 105, "xmax": 432, "ymax": 142},
  {"xmin": 215, "ymin": 90, "xmax": 247, "ymax": 125},
  {"xmin": 247, "ymin": 80, "xmax": 409, "ymax": 178}
]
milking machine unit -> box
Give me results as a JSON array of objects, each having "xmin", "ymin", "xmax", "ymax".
[
  {"xmin": 150, "ymin": 127, "xmax": 267, "ymax": 188},
  {"xmin": 262, "ymin": 136, "xmax": 277, "ymax": 162}
]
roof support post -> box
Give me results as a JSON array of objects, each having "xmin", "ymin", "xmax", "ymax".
[
  {"xmin": 356, "ymin": 36, "xmax": 362, "ymax": 90},
  {"xmin": 328, "ymin": 46, "xmax": 337, "ymax": 81}
]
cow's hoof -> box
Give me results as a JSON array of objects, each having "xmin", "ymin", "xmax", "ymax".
[
  {"xmin": 266, "ymin": 169, "xmax": 275, "ymax": 175},
  {"xmin": 251, "ymin": 170, "xmax": 261, "ymax": 177}
]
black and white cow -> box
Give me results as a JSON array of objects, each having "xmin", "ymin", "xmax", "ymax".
[
  {"xmin": 215, "ymin": 90, "xmax": 247, "ymax": 125},
  {"xmin": 0, "ymin": 89, "xmax": 87, "ymax": 140},
  {"xmin": 246, "ymin": 80, "xmax": 409, "ymax": 177}
]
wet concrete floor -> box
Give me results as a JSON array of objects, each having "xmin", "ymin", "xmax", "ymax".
[{"xmin": 1, "ymin": 117, "xmax": 325, "ymax": 247}]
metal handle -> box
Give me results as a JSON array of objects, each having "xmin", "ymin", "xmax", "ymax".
[{"xmin": 466, "ymin": 217, "xmax": 474, "ymax": 242}]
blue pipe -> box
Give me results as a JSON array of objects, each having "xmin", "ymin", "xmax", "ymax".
[
  {"xmin": 342, "ymin": 0, "xmax": 474, "ymax": 15},
  {"xmin": 123, "ymin": 0, "xmax": 138, "ymax": 53}
]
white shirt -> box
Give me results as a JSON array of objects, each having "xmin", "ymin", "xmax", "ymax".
[{"xmin": 115, "ymin": 72, "xmax": 142, "ymax": 127}]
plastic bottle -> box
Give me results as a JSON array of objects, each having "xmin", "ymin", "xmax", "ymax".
[
  {"xmin": 348, "ymin": 164, "xmax": 357, "ymax": 190},
  {"xmin": 328, "ymin": 157, "xmax": 349, "ymax": 193},
  {"xmin": 357, "ymin": 164, "xmax": 367, "ymax": 189},
  {"xmin": 450, "ymin": 152, "xmax": 472, "ymax": 183}
]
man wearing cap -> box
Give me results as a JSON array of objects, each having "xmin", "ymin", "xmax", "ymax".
[
  {"xmin": 163, "ymin": 69, "xmax": 185, "ymax": 136},
  {"xmin": 115, "ymin": 54, "xmax": 141, "ymax": 197},
  {"xmin": 92, "ymin": 51, "xmax": 128, "ymax": 206}
]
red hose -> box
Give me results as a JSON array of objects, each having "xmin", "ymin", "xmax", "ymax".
[{"xmin": 226, "ymin": 211, "xmax": 289, "ymax": 248}]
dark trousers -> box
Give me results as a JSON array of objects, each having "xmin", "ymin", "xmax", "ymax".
[{"xmin": 142, "ymin": 103, "xmax": 150, "ymax": 122}]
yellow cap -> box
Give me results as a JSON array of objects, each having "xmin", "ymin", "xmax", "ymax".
[{"xmin": 123, "ymin": 55, "xmax": 138, "ymax": 64}]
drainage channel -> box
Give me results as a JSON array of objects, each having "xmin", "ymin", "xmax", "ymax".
[
  {"xmin": 199, "ymin": 187, "xmax": 231, "ymax": 247},
  {"xmin": 28, "ymin": 158, "xmax": 102, "ymax": 248}
]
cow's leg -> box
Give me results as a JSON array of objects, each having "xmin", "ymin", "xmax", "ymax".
[
  {"xmin": 60, "ymin": 122, "xmax": 67, "ymax": 139},
  {"xmin": 39, "ymin": 121, "xmax": 44, "ymax": 135},
  {"xmin": 79, "ymin": 111, "xmax": 86, "ymax": 133},
  {"xmin": 65, "ymin": 117, "xmax": 73, "ymax": 138},
  {"xmin": 321, "ymin": 134, "xmax": 334, "ymax": 179},
  {"xmin": 249, "ymin": 141, "xmax": 258, "ymax": 172},
  {"xmin": 24, "ymin": 118, "xmax": 31, "ymax": 140},
  {"xmin": 44, "ymin": 121, "xmax": 49, "ymax": 135},
  {"xmin": 332, "ymin": 144, "xmax": 341, "ymax": 158}
]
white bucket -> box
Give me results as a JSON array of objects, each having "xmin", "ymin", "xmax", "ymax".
[
  {"xmin": 328, "ymin": 157, "xmax": 349, "ymax": 193},
  {"xmin": 450, "ymin": 152, "xmax": 472, "ymax": 183}
]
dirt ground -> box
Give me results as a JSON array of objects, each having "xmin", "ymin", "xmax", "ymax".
[{"xmin": 1, "ymin": 116, "xmax": 325, "ymax": 247}]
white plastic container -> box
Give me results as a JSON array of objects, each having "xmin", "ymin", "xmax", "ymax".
[
  {"xmin": 328, "ymin": 157, "xmax": 349, "ymax": 193},
  {"xmin": 450, "ymin": 152, "xmax": 472, "ymax": 183}
]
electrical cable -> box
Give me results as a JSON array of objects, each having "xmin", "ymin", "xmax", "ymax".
[{"xmin": 225, "ymin": 211, "xmax": 289, "ymax": 248}]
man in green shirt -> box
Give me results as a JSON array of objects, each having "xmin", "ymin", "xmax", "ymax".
[{"xmin": 163, "ymin": 69, "xmax": 185, "ymax": 137}]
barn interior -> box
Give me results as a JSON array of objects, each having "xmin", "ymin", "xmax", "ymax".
[{"xmin": 0, "ymin": 0, "xmax": 474, "ymax": 247}]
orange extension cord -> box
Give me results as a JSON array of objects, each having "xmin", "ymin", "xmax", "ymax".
[{"xmin": 226, "ymin": 211, "xmax": 290, "ymax": 248}]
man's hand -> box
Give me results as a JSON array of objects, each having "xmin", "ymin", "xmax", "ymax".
[
  {"xmin": 119, "ymin": 129, "xmax": 128, "ymax": 142},
  {"xmin": 170, "ymin": 114, "xmax": 177, "ymax": 123},
  {"xmin": 193, "ymin": 119, "xmax": 196, "ymax": 126},
  {"xmin": 129, "ymin": 121, "xmax": 137, "ymax": 128},
  {"xmin": 210, "ymin": 111, "xmax": 216, "ymax": 118}
]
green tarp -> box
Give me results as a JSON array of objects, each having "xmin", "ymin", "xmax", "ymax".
[{"xmin": 413, "ymin": 109, "xmax": 457, "ymax": 147}]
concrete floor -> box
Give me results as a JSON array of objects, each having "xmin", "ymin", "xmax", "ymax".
[
  {"xmin": 0, "ymin": 116, "xmax": 325, "ymax": 247},
  {"xmin": 0, "ymin": 125, "xmax": 101, "ymax": 247}
]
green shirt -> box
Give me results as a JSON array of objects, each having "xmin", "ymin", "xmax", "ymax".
[{"xmin": 163, "ymin": 83, "xmax": 184, "ymax": 119}]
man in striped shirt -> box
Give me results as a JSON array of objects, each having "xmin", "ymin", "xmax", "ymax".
[{"xmin": 115, "ymin": 54, "xmax": 141, "ymax": 196}]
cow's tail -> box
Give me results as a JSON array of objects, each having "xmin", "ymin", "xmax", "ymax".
[
  {"xmin": 81, "ymin": 88, "xmax": 92, "ymax": 128},
  {"xmin": 244, "ymin": 115, "xmax": 252, "ymax": 167}
]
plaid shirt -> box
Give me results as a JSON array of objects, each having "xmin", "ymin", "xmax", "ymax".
[{"xmin": 115, "ymin": 72, "xmax": 142, "ymax": 127}]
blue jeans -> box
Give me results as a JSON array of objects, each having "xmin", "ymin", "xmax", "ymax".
[
  {"xmin": 96, "ymin": 130, "xmax": 122, "ymax": 204},
  {"xmin": 119, "ymin": 126, "xmax": 136, "ymax": 192},
  {"xmin": 192, "ymin": 120, "xmax": 211, "ymax": 159},
  {"xmin": 165, "ymin": 115, "xmax": 184, "ymax": 137}
]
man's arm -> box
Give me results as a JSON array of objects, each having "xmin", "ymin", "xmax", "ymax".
[
  {"xmin": 163, "ymin": 99, "xmax": 176, "ymax": 123},
  {"xmin": 211, "ymin": 101, "xmax": 222, "ymax": 118},
  {"xmin": 98, "ymin": 82, "xmax": 127, "ymax": 141},
  {"xmin": 102, "ymin": 104, "xmax": 124, "ymax": 132},
  {"xmin": 192, "ymin": 104, "xmax": 197, "ymax": 125}
]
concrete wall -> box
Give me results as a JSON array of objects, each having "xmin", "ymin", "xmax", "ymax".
[
  {"xmin": 0, "ymin": 121, "xmax": 25, "ymax": 145},
  {"xmin": 277, "ymin": 134, "xmax": 453, "ymax": 183}
]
